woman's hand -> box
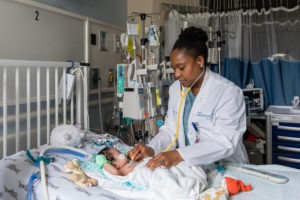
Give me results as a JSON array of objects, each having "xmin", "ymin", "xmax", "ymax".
[
  {"xmin": 145, "ymin": 150, "xmax": 183, "ymax": 170},
  {"xmin": 128, "ymin": 143, "xmax": 154, "ymax": 161}
]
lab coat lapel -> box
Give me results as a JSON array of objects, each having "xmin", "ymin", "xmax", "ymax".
[{"xmin": 189, "ymin": 68, "xmax": 212, "ymax": 120}]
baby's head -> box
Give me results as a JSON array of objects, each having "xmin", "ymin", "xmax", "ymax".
[
  {"xmin": 99, "ymin": 147, "xmax": 120, "ymax": 161},
  {"xmin": 99, "ymin": 147, "xmax": 129, "ymax": 169}
]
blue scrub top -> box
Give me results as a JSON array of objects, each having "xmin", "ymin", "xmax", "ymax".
[{"xmin": 183, "ymin": 91, "xmax": 196, "ymax": 146}]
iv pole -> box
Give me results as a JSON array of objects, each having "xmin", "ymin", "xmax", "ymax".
[
  {"xmin": 129, "ymin": 12, "xmax": 160, "ymax": 62},
  {"xmin": 127, "ymin": 12, "xmax": 160, "ymax": 144},
  {"xmin": 97, "ymin": 77, "xmax": 104, "ymax": 133}
]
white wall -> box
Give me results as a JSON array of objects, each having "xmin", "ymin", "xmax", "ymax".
[
  {"xmin": 0, "ymin": 0, "xmax": 84, "ymax": 61},
  {"xmin": 0, "ymin": 1, "xmax": 125, "ymax": 131},
  {"xmin": 89, "ymin": 19, "xmax": 124, "ymax": 87},
  {"xmin": 128, "ymin": 0, "xmax": 154, "ymax": 15},
  {"xmin": 0, "ymin": 0, "xmax": 125, "ymax": 88},
  {"xmin": 127, "ymin": 0, "xmax": 201, "ymax": 26},
  {"xmin": 34, "ymin": 0, "xmax": 127, "ymax": 28}
]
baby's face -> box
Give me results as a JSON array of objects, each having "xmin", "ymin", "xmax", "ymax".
[
  {"xmin": 112, "ymin": 157, "xmax": 129, "ymax": 169},
  {"xmin": 102, "ymin": 147, "xmax": 120, "ymax": 161},
  {"xmin": 102, "ymin": 147, "xmax": 129, "ymax": 169}
]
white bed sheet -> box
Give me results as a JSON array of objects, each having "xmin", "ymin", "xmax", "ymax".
[
  {"xmin": 0, "ymin": 149, "xmax": 136, "ymax": 200},
  {"xmin": 1, "ymin": 132, "xmax": 300, "ymax": 200},
  {"xmin": 0, "ymin": 132, "xmax": 137, "ymax": 200},
  {"xmin": 215, "ymin": 164, "xmax": 300, "ymax": 200}
]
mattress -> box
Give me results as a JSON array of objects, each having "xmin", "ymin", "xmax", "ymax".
[
  {"xmin": 219, "ymin": 164, "xmax": 300, "ymax": 200},
  {"xmin": 0, "ymin": 132, "xmax": 136, "ymax": 200}
]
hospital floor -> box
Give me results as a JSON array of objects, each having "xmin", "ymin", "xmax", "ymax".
[
  {"xmin": 244, "ymin": 118, "xmax": 267, "ymax": 165},
  {"xmin": 244, "ymin": 140, "xmax": 266, "ymax": 165}
]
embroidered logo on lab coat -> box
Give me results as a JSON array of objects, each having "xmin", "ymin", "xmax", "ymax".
[
  {"xmin": 172, "ymin": 110, "xmax": 177, "ymax": 116},
  {"xmin": 196, "ymin": 112, "xmax": 215, "ymax": 121}
]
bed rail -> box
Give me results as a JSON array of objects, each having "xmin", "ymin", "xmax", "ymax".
[{"xmin": 0, "ymin": 59, "xmax": 88, "ymax": 159}]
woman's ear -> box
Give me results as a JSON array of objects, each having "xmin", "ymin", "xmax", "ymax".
[
  {"xmin": 197, "ymin": 62, "xmax": 204, "ymax": 68},
  {"xmin": 196, "ymin": 56, "xmax": 205, "ymax": 68}
]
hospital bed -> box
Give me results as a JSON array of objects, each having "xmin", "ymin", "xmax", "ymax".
[{"xmin": 1, "ymin": 59, "xmax": 300, "ymax": 200}]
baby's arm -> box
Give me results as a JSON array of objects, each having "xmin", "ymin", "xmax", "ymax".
[{"xmin": 103, "ymin": 163, "xmax": 122, "ymax": 176}]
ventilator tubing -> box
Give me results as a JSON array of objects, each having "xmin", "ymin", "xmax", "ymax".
[{"xmin": 39, "ymin": 146, "xmax": 90, "ymax": 200}]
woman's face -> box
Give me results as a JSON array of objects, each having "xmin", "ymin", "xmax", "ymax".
[{"xmin": 170, "ymin": 49, "xmax": 204, "ymax": 88}]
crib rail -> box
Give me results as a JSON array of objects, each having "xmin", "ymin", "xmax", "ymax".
[{"xmin": 0, "ymin": 59, "xmax": 88, "ymax": 159}]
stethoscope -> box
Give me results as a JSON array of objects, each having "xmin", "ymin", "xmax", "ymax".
[{"xmin": 164, "ymin": 66, "xmax": 206, "ymax": 151}]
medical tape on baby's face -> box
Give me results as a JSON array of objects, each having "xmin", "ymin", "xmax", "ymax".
[{"xmin": 117, "ymin": 153, "xmax": 126, "ymax": 160}]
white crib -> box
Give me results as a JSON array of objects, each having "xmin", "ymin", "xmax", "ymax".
[{"xmin": 0, "ymin": 59, "xmax": 89, "ymax": 159}]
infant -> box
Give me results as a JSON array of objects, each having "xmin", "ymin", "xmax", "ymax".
[{"xmin": 95, "ymin": 147, "xmax": 138, "ymax": 176}]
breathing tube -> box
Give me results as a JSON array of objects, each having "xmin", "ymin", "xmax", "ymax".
[
  {"xmin": 26, "ymin": 145, "xmax": 91, "ymax": 200},
  {"xmin": 163, "ymin": 68, "xmax": 206, "ymax": 152}
]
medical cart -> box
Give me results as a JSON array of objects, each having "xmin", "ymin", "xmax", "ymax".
[{"xmin": 265, "ymin": 106, "xmax": 300, "ymax": 169}]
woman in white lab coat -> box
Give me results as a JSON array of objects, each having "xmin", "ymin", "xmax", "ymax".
[{"xmin": 129, "ymin": 26, "xmax": 248, "ymax": 170}]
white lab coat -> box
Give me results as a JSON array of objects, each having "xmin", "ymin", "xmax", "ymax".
[{"xmin": 149, "ymin": 68, "xmax": 248, "ymax": 166}]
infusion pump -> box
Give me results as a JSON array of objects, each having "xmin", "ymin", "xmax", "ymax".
[{"xmin": 116, "ymin": 61, "xmax": 174, "ymax": 120}]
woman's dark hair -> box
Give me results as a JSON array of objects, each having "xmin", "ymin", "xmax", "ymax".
[{"xmin": 172, "ymin": 26, "xmax": 208, "ymax": 65}]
